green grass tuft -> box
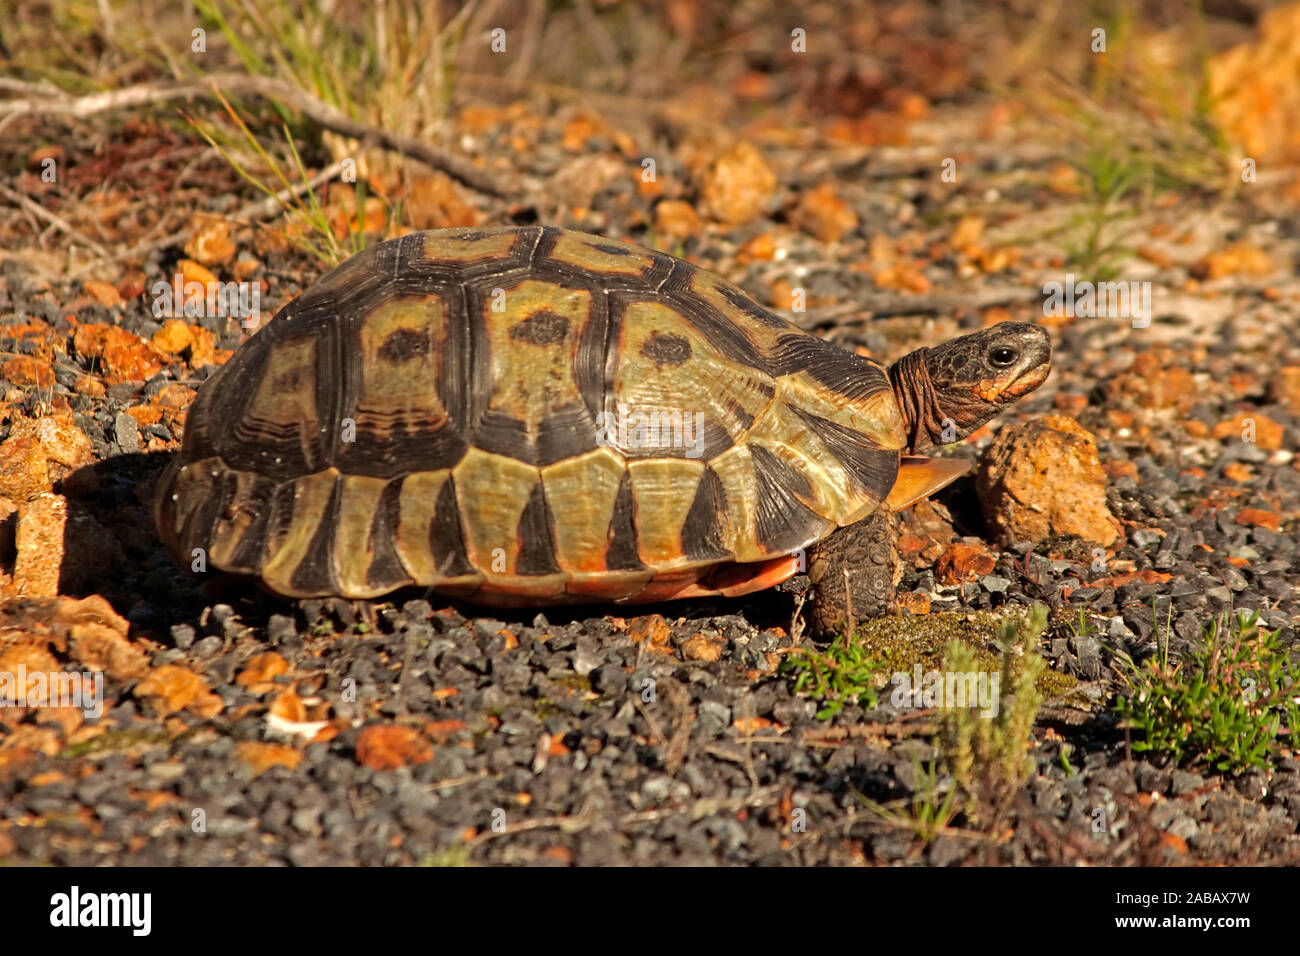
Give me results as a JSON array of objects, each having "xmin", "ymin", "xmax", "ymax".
[
  {"xmin": 780, "ymin": 630, "xmax": 882, "ymax": 720},
  {"xmin": 1115, "ymin": 609, "xmax": 1300, "ymax": 774}
]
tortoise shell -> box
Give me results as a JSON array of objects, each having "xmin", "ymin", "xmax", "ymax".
[{"xmin": 155, "ymin": 226, "xmax": 917, "ymax": 605}]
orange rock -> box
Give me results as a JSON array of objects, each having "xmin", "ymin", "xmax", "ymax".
[
  {"xmin": 896, "ymin": 533, "xmax": 930, "ymax": 564},
  {"xmin": 561, "ymin": 112, "xmax": 611, "ymax": 151},
  {"xmin": 872, "ymin": 260, "xmax": 931, "ymax": 294},
  {"xmin": 232, "ymin": 257, "xmax": 262, "ymax": 282},
  {"xmin": 134, "ymin": 666, "xmax": 223, "ymax": 718},
  {"xmin": 13, "ymin": 495, "xmax": 119, "ymax": 598},
  {"xmin": 628, "ymin": 613, "xmax": 673, "ymax": 652},
  {"xmin": 733, "ymin": 716, "xmax": 774, "ymax": 735},
  {"xmin": 1211, "ymin": 412, "xmax": 1284, "ymax": 451},
  {"xmin": 653, "ymin": 200, "xmax": 702, "ymax": 240},
  {"xmin": 1209, "ymin": 4, "xmax": 1300, "ymax": 162},
  {"xmin": 236, "ymin": 741, "xmax": 302, "ymax": 778},
  {"xmin": 1267, "ymin": 367, "xmax": 1300, "ymax": 414},
  {"xmin": 0, "ymin": 356, "xmax": 54, "ymax": 388},
  {"xmin": 150, "ymin": 383, "xmax": 196, "ymax": 408},
  {"xmin": 12, "ymin": 494, "xmax": 64, "ymax": 597},
  {"xmin": 269, "ymin": 687, "xmax": 307, "ymax": 722},
  {"xmin": 422, "ymin": 719, "xmax": 467, "ymax": 744},
  {"xmin": 1191, "ymin": 242, "xmax": 1273, "ymax": 280},
  {"xmin": 72, "ymin": 324, "xmax": 165, "ymax": 384},
  {"xmin": 355, "ymin": 724, "xmax": 434, "ymax": 770},
  {"xmin": 1222, "ymin": 461, "xmax": 1254, "ymax": 483},
  {"xmin": 17, "ymin": 416, "xmax": 94, "ymax": 471},
  {"xmin": 405, "ymin": 173, "xmax": 481, "ymax": 230},
  {"xmin": 935, "ymin": 540, "xmax": 997, "ymax": 585},
  {"xmin": 680, "ymin": 633, "xmax": 724, "ymax": 662},
  {"xmin": 74, "ymin": 377, "xmax": 106, "ymax": 399},
  {"xmin": 129, "ymin": 787, "xmax": 184, "ymax": 811},
  {"xmin": 0, "ymin": 642, "xmax": 60, "ymax": 683},
  {"xmin": 736, "ymin": 233, "xmax": 777, "ymax": 264},
  {"xmin": 177, "ymin": 258, "xmax": 218, "ymax": 290},
  {"xmin": 896, "ymin": 591, "xmax": 931, "ymax": 615},
  {"xmin": 237, "ymin": 651, "xmax": 290, "ymax": 688},
  {"xmin": 0, "ymin": 726, "xmax": 60, "ymax": 757},
  {"xmin": 1235, "ymin": 507, "xmax": 1283, "ymax": 532},
  {"xmin": 1110, "ymin": 351, "xmax": 1199, "ymax": 413},
  {"xmin": 0, "ymin": 435, "xmax": 50, "ymax": 501},
  {"xmin": 83, "ymin": 279, "xmax": 124, "ymax": 308},
  {"xmin": 1157, "ymin": 831, "xmax": 1188, "ymax": 855},
  {"xmin": 789, "ymin": 183, "xmax": 858, "ymax": 242},
  {"xmin": 895, "ymin": 498, "xmax": 955, "ymax": 567},
  {"xmin": 768, "ymin": 278, "xmax": 800, "ymax": 311},
  {"xmin": 1136, "ymin": 245, "xmax": 1172, "ymax": 268},
  {"xmin": 977, "ymin": 415, "xmax": 1120, "ymax": 547},
  {"xmin": 1105, "ymin": 459, "xmax": 1140, "ymax": 482},
  {"xmin": 699, "ymin": 141, "xmax": 776, "ymax": 226},
  {"xmin": 68, "ymin": 618, "xmax": 149, "ymax": 681},
  {"xmin": 125, "ymin": 405, "xmax": 164, "ymax": 427},
  {"xmin": 184, "ymin": 215, "xmax": 237, "ymax": 267},
  {"xmin": 151, "ymin": 318, "xmax": 196, "ymax": 355}
]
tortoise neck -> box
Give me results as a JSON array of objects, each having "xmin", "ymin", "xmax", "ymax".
[{"xmin": 889, "ymin": 348, "xmax": 945, "ymax": 453}]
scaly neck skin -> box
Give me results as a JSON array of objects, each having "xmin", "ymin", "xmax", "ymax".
[{"xmin": 889, "ymin": 349, "xmax": 950, "ymax": 454}]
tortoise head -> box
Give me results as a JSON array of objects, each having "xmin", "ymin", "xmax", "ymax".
[{"xmin": 888, "ymin": 322, "xmax": 1051, "ymax": 453}]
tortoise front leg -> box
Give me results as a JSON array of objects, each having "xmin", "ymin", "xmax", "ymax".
[{"xmin": 806, "ymin": 509, "xmax": 901, "ymax": 638}]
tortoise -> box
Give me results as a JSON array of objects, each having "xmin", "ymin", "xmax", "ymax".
[{"xmin": 155, "ymin": 226, "xmax": 1051, "ymax": 635}]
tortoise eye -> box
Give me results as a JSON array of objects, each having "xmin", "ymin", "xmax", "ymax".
[{"xmin": 989, "ymin": 346, "xmax": 1018, "ymax": 368}]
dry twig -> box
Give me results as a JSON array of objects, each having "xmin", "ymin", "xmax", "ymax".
[{"xmin": 0, "ymin": 74, "xmax": 513, "ymax": 199}]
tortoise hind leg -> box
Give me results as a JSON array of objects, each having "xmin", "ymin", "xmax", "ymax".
[{"xmin": 806, "ymin": 509, "xmax": 900, "ymax": 638}]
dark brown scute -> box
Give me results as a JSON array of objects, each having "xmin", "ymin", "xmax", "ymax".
[
  {"xmin": 288, "ymin": 476, "xmax": 342, "ymax": 594},
  {"xmin": 365, "ymin": 479, "xmax": 410, "ymax": 589},
  {"xmin": 176, "ymin": 473, "xmax": 224, "ymax": 566},
  {"xmin": 430, "ymin": 477, "xmax": 475, "ymax": 577},
  {"xmin": 516, "ymin": 482, "xmax": 561, "ymax": 575},
  {"xmin": 748, "ymin": 444, "xmax": 825, "ymax": 553},
  {"xmin": 535, "ymin": 403, "xmax": 600, "ymax": 465},
  {"xmin": 681, "ymin": 467, "xmax": 732, "ymax": 562},
  {"xmin": 604, "ymin": 471, "xmax": 645, "ymax": 571},
  {"xmin": 264, "ymin": 481, "xmax": 300, "ymax": 553},
  {"xmin": 472, "ymin": 407, "xmax": 599, "ymax": 467},
  {"xmin": 226, "ymin": 476, "xmax": 277, "ymax": 571},
  {"xmin": 791, "ymin": 407, "xmax": 899, "ymax": 498},
  {"xmin": 769, "ymin": 334, "xmax": 889, "ymax": 400}
]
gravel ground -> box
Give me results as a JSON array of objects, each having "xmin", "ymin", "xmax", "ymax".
[{"xmin": 2, "ymin": 2, "xmax": 1298, "ymax": 867}]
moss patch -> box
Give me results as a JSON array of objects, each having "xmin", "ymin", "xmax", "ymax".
[
  {"xmin": 850, "ymin": 610, "xmax": 1079, "ymax": 701},
  {"xmin": 60, "ymin": 727, "xmax": 172, "ymax": 759}
]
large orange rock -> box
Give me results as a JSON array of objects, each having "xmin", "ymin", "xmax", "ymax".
[
  {"xmin": 699, "ymin": 141, "xmax": 776, "ymax": 226},
  {"xmin": 72, "ymin": 324, "xmax": 166, "ymax": 384},
  {"xmin": 976, "ymin": 416, "xmax": 1119, "ymax": 548},
  {"xmin": 12, "ymin": 494, "xmax": 121, "ymax": 597}
]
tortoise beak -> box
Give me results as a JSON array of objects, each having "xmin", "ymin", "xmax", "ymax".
[
  {"xmin": 1007, "ymin": 359, "xmax": 1051, "ymax": 396},
  {"xmin": 1005, "ymin": 327, "xmax": 1052, "ymax": 397}
]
